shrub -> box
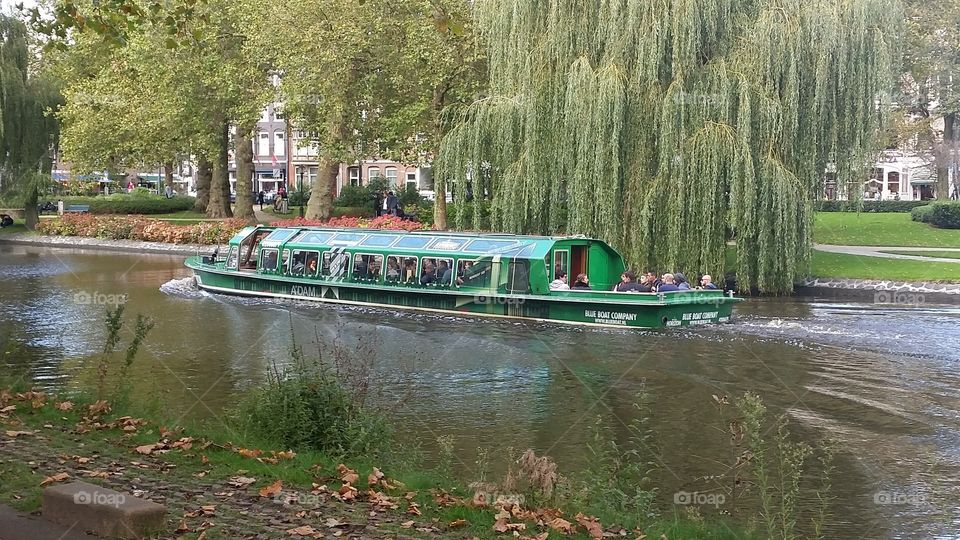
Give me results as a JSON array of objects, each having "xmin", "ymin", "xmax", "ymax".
[
  {"xmin": 230, "ymin": 330, "xmax": 390, "ymax": 457},
  {"xmin": 36, "ymin": 214, "xmax": 247, "ymax": 244},
  {"xmin": 271, "ymin": 215, "xmax": 426, "ymax": 231},
  {"xmin": 331, "ymin": 206, "xmax": 374, "ymax": 218},
  {"xmin": 289, "ymin": 190, "xmax": 310, "ymax": 207},
  {"xmin": 89, "ymin": 195, "xmax": 196, "ymax": 215},
  {"xmin": 910, "ymin": 205, "xmax": 933, "ymax": 223},
  {"xmin": 334, "ymin": 185, "xmax": 372, "ymax": 208},
  {"xmin": 929, "ymin": 201, "xmax": 960, "ymax": 229},
  {"xmin": 816, "ymin": 200, "xmax": 929, "ymax": 213}
]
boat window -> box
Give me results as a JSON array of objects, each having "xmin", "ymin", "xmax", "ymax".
[
  {"xmin": 394, "ymin": 236, "xmax": 432, "ymax": 249},
  {"xmin": 290, "ymin": 250, "xmax": 319, "ymax": 276},
  {"xmin": 260, "ymin": 248, "xmax": 280, "ymax": 271},
  {"xmin": 553, "ymin": 250, "xmax": 569, "ymax": 280},
  {"xmin": 457, "ymin": 259, "xmax": 492, "ymax": 288},
  {"xmin": 506, "ymin": 260, "xmax": 531, "ymax": 293},
  {"xmin": 321, "ymin": 250, "xmax": 349, "ymax": 278},
  {"xmin": 226, "ymin": 246, "xmax": 239, "ymax": 269},
  {"xmin": 361, "ymin": 234, "xmax": 400, "ymax": 247},
  {"xmin": 428, "ymin": 238, "xmax": 469, "ymax": 252},
  {"xmin": 392, "ymin": 256, "xmax": 418, "ymax": 285},
  {"xmin": 464, "ymin": 239, "xmax": 519, "ymax": 253},
  {"xmin": 266, "ymin": 229, "xmax": 298, "ymax": 243},
  {"xmin": 297, "ymin": 232, "xmax": 334, "ymax": 245},
  {"xmin": 281, "ymin": 249, "xmax": 290, "ymax": 272},
  {"xmin": 385, "ymin": 256, "xmax": 403, "ymax": 283},
  {"xmin": 420, "ymin": 257, "xmax": 451, "ymax": 286},
  {"xmin": 330, "ymin": 233, "xmax": 365, "ymax": 246},
  {"xmin": 352, "ymin": 253, "xmax": 384, "ymax": 281}
]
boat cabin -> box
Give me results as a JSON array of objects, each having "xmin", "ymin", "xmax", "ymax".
[{"xmin": 222, "ymin": 226, "xmax": 627, "ymax": 295}]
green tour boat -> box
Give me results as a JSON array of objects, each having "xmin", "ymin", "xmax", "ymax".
[{"xmin": 185, "ymin": 225, "xmax": 743, "ymax": 329}]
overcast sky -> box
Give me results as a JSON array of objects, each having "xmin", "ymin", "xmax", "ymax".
[{"xmin": 1, "ymin": 0, "xmax": 38, "ymax": 15}]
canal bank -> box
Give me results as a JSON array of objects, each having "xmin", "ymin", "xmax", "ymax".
[{"xmin": 2, "ymin": 244, "xmax": 960, "ymax": 537}]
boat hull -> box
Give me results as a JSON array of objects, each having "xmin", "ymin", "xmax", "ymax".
[{"xmin": 189, "ymin": 264, "xmax": 740, "ymax": 329}]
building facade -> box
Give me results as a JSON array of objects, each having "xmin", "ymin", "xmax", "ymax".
[{"xmin": 823, "ymin": 150, "xmax": 955, "ymax": 202}]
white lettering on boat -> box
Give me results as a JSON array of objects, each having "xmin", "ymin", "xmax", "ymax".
[
  {"xmin": 584, "ymin": 310, "xmax": 638, "ymax": 326},
  {"xmin": 291, "ymin": 285, "xmax": 320, "ymax": 298},
  {"xmin": 682, "ymin": 311, "xmax": 719, "ymax": 326}
]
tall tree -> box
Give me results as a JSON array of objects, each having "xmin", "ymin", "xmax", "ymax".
[
  {"xmin": 897, "ymin": 0, "xmax": 960, "ymax": 199},
  {"xmin": 438, "ymin": 0, "xmax": 901, "ymax": 293},
  {"xmin": 0, "ymin": 15, "xmax": 61, "ymax": 230}
]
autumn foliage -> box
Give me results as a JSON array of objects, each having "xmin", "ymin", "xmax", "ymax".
[
  {"xmin": 37, "ymin": 214, "xmax": 249, "ymax": 244},
  {"xmin": 270, "ymin": 215, "xmax": 426, "ymax": 231}
]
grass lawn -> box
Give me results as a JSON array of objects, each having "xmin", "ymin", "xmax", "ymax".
[
  {"xmin": 809, "ymin": 250, "xmax": 960, "ymax": 282},
  {"xmin": 813, "ymin": 212, "xmax": 960, "ymax": 248},
  {"xmin": 879, "ymin": 250, "xmax": 960, "ymax": 260},
  {"xmin": 0, "ymin": 224, "xmax": 28, "ymax": 235}
]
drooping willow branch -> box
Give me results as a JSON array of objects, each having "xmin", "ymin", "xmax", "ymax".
[{"xmin": 437, "ymin": 0, "xmax": 901, "ymax": 293}]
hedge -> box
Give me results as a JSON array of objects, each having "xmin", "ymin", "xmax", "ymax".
[
  {"xmin": 331, "ymin": 206, "xmax": 374, "ymax": 218},
  {"xmin": 929, "ymin": 202, "xmax": 960, "ymax": 229},
  {"xmin": 911, "ymin": 205, "xmax": 934, "ymax": 223},
  {"xmin": 58, "ymin": 195, "xmax": 196, "ymax": 215},
  {"xmin": 817, "ymin": 200, "xmax": 931, "ymax": 213}
]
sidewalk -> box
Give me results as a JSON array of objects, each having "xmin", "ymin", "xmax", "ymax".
[
  {"xmin": 814, "ymin": 244, "xmax": 960, "ymax": 263},
  {"xmin": 0, "ymin": 505, "xmax": 97, "ymax": 540}
]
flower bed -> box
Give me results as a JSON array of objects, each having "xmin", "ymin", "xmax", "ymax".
[
  {"xmin": 270, "ymin": 215, "xmax": 427, "ymax": 231},
  {"xmin": 37, "ymin": 214, "xmax": 248, "ymax": 245}
]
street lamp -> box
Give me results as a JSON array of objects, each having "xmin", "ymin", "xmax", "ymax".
[{"xmin": 298, "ymin": 166, "xmax": 305, "ymax": 218}]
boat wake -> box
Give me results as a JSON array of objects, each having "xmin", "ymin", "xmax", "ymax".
[{"xmin": 159, "ymin": 277, "xmax": 206, "ymax": 299}]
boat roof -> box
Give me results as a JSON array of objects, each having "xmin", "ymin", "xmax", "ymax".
[{"xmin": 230, "ymin": 225, "xmax": 611, "ymax": 260}]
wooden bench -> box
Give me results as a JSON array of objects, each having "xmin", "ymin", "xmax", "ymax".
[
  {"xmin": 64, "ymin": 204, "xmax": 90, "ymax": 213},
  {"xmin": 42, "ymin": 481, "xmax": 166, "ymax": 539}
]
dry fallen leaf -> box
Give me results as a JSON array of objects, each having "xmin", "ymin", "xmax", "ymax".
[
  {"xmin": 175, "ymin": 519, "xmax": 190, "ymax": 533},
  {"xmin": 336, "ymin": 463, "xmax": 359, "ymax": 485},
  {"xmin": 56, "ymin": 401, "xmax": 74, "ymax": 411},
  {"xmin": 259, "ymin": 479, "xmax": 283, "ymax": 498},
  {"xmin": 134, "ymin": 444, "xmax": 156, "ymax": 455},
  {"xmin": 575, "ymin": 513, "xmax": 604, "ymax": 540},
  {"xmin": 400, "ymin": 520, "xmax": 415, "ymax": 529},
  {"xmin": 237, "ymin": 448, "xmax": 262, "ymax": 459},
  {"xmin": 200, "ymin": 505, "xmax": 216, "ymax": 516},
  {"xmin": 286, "ymin": 525, "xmax": 320, "ymax": 537},
  {"xmin": 40, "ymin": 472, "xmax": 70, "ymax": 486},
  {"xmin": 4, "ymin": 430, "xmax": 33, "ymax": 438},
  {"xmin": 0, "ymin": 405, "xmax": 16, "ymax": 414},
  {"xmin": 548, "ymin": 517, "xmax": 574, "ymax": 534},
  {"xmin": 449, "ymin": 518, "xmax": 468, "ymax": 528},
  {"xmin": 367, "ymin": 467, "xmax": 384, "ymax": 486},
  {"xmin": 275, "ymin": 450, "xmax": 297, "ymax": 460},
  {"xmin": 228, "ymin": 476, "xmax": 257, "ymax": 488}
]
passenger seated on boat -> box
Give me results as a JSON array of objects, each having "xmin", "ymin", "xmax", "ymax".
[
  {"xmin": 674, "ymin": 272, "xmax": 692, "ymax": 290},
  {"xmin": 550, "ymin": 271, "xmax": 570, "ymax": 291},
  {"xmin": 456, "ymin": 261, "xmax": 473, "ymax": 285},
  {"xmin": 262, "ymin": 250, "xmax": 279, "ymax": 271},
  {"xmin": 437, "ymin": 260, "xmax": 453, "ymax": 285},
  {"xmin": 645, "ymin": 271, "xmax": 661, "ymax": 289},
  {"xmin": 291, "ymin": 252, "xmax": 306, "ymax": 276},
  {"xmin": 420, "ymin": 262, "xmax": 437, "ymax": 285},
  {"xmin": 614, "ymin": 271, "xmax": 645, "ymax": 292},
  {"xmin": 657, "ymin": 273, "xmax": 680, "ymax": 292},
  {"xmin": 571, "ymin": 274, "xmax": 591, "ymax": 290},
  {"xmin": 307, "ymin": 258, "xmax": 318, "ymax": 275},
  {"xmin": 386, "ymin": 257, "xmax": 401, "ymax": 281},
  {"xmin": 699, "ymin": 275, "xmax": 718, "ymax": 289},
  {"xmin": 402, "ymin": 258, "xmax": 418, "ymax": 284},
  {"xmin": 353, "ymin": 254, "xmax": 368, "ymax": 277},
  {"xmin": 637, "ymin": 273, "xmax": 654, "ymax": 292}
]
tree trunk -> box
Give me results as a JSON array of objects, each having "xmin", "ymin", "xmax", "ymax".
[
  {"xmin": 206, "ymin": 120, "xmax": 233, "ymax": 218},
  {"xmin": 937, "ymin": 112, "xmax": 956, "ymax": 200},
  {"xmin": 431, "ymin": 83, "xmax": 451, "ymax": 230},
  {"xmin": 194, "ymin": 158, "xmax": 212, "ymax": 213},
  {"xmin": 23, "ymin": 185, "xmax": 39, "ymax": 230},
  {"xmin": 306, "ymin": 111, "xmax": 351, "ymax": 221},
  {"xmin": 164, "ymin": 161, "xmax": 174, "ymax": 193},
  {"xmin": 233, "ymin": 122, "xmax": 256, "ymax": 223}
]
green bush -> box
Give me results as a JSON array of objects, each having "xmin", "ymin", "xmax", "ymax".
[
  {"xmin": 334, "ymin": 185, "xmax": 372, "ymax": 208},
  {"xmin": 816, "ymin": 200, "xmax": 929, "ymax": 213},
  {"xmin": 289, "ymin": 190, "xmax": 310, "ymax": 207},
  {"xmin": 88, "ymin": 195, "xmax": 196, "ymax": 215},
  {"xmin": 910, "ymin": 205, "xmax": 933, "ymax": 223},
  {"xmin": 331, "ymin": 206, "xmax": 373, "ymax": 218},
  {"xmin": 231, "ymin": 335, "xmax": 390, "ymax": 457},
  {"xmin": 929, "ymin": 202, "xmax": 960, "ymax": 229}
]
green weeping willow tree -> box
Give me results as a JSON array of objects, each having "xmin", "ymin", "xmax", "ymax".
[{"xmin": 436, "ymin": 0, "xmax": 901, "ymax": 293}]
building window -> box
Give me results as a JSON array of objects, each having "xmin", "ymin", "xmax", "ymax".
[
  {"xmin": 257, "ymin": 131, "xmax": 269, "ymax": 157},
  {"xmin": 274, "ymin": 131, "xmax": 285, "ymax": 156},
  {"xmin": 888, "ymin": 171, "xmax": 900, "ymax": 194},
  {"xmin": 368, "ymin": 167, "xmax": 381, "ymax": 180},
  {"xmin": 348, "ymin": 167, "xmax": 360, "ymax": 187},
  {"xmin": 385, "ymin": 167, "xmax": 398, "ymax": 187},
  {"xmin": 406, "ymin": 172, "xmax": 417, "ymax": 191}
]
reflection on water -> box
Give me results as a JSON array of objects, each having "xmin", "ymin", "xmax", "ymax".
[{"xmin": 2, "ymin": 244, "xmax": 960, "ymax": 538}]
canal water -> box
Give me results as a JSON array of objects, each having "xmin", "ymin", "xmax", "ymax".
[{"xmin": 1, "ymin": 244, "xmax": 958, "ymax": 538}]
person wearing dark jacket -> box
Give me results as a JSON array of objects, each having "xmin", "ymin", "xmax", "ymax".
[
  {"xmin": 614, "ymin": 271, "xmax": 644, "ymax": 292},
  {"xmin": 386, "ymin": 191, "xmax": 399, "ymax": 216},
  {"xmin": 373, "ymin": 191, "xmax": 383, "ymax": 217},
  {"xmin": 657, "ymin": 273, "xmax": 680, "ymax": 292},
  {"xmin": 571, "ymin": 273, "xmax": 592, "ymax": 290}
]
